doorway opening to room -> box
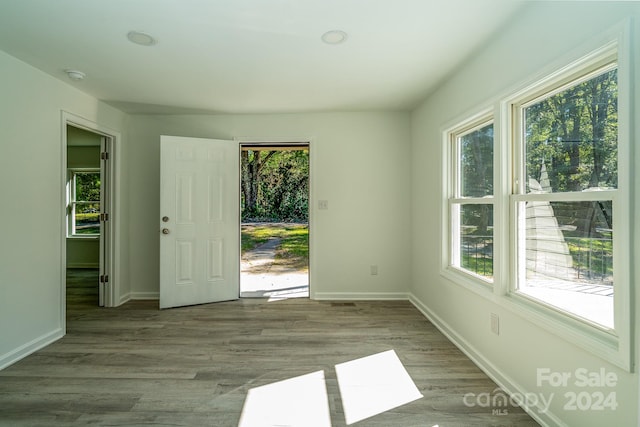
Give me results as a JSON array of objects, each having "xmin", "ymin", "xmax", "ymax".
[
  {"xmin": 240, "ymin": 143, "xmax": 310, "ymax": 299},
  {"xmin": 64, "ymin": 123, "xmax": 114, "ymax": 309}
]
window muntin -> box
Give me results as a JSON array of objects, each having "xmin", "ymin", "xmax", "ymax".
[
  {"xmin": 513, "ymin": 63, "xmax": 618, "ymax": 330},
  {"xmin": 68, "ymin": 170, "xmax": 100, "ymax": 236},
  {"xmin": 449, "ymin": 121, "xmax": 494, "ymax": 281}
]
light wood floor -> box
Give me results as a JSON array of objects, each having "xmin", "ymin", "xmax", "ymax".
[{"xmin": 0, "ymin": 273, "xmax": 539, "ymax": 426}]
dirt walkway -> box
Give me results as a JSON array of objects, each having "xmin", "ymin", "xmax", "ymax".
[{"xmin": 240, "ymin": 238, "xmax": 309, "ymax": 299}]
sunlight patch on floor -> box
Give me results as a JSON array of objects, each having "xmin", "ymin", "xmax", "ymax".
[
  {"xmin": 238, "ymin": 370, "xmax": 331, "ymax": 427},
  {"xmin": 335, "ymin": 349, "xmax": 424, "ymax": 425},
  {"xmin": 238, "ymin": 350, "xmax": 423, "ymax": 426}
]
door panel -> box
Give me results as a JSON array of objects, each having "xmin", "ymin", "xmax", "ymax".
[{"xmin": 160, "ymin": 136, "xmax": 239, "ymax": 309}]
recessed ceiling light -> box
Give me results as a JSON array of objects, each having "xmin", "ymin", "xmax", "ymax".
[
  {"xmin": 65, "ymin": 70, "xmax": 86, "ymax": 81},
  {"xmin": 127, "ymin": 31, "xmax": 157, "ymax": 46},
  {"xmin": 321, "ymin": 30, "xmax": 348, "ymax": 45}
]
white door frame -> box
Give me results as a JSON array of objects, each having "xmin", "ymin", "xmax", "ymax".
[
  {"xmin": 235, "ymin": 137, "xmax": 314, "ymax": 298},
  {"xmin": 61, "ymin": 112, "xmax": 121, "ymax": 322}
]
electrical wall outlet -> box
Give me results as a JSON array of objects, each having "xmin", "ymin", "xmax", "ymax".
[
  {"xmin": 370, "ymin": 265, "xmax": 378, "ymax": 275},
  {"xmin": 318, "ymin": 200, "xmax": 329, "ymax": 210}
]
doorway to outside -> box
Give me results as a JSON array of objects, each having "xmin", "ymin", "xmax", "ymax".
[{"xmin": 240, "ymin": 143, "xmax": 310, "ymax": 299}]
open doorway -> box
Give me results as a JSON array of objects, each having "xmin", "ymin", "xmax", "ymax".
[
  {"xmin": 240, "ymin": 143, "xmax": 310, "ymax": 299},
  {"xmin": 64, "ymin": 122, "xmax": 114, "ymax": 309}
]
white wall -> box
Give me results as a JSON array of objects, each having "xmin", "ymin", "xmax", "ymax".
[
  {"xmin": 0, "ymin": 51, "xmax": 127, "ymax": 368},
  {"xmin": 410, "ymin": 2, "xmax": 639, "ymax": 426},
  {"xmin": 126, "ymin": 112, "xmax": 411, "ymax": 300}
]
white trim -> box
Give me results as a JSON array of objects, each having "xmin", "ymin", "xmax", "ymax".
[
  {"xmin": 502, "ymin": 35, "xmax": 630, "ymax": 370},
  {"xmin": 66, "ymin": 235, "xmax": 100, "ymax": 241},
  {"xmin": 235, "ymin": 137, "xmax": 316, "ymax": 299},
  {"xmin": 0, "ymin": 328, "xmax": 64, "ymax": 371},
  {"xmin": 408, "ymin": 294, "xmax": 564, "ymax": 427},
  {"xmin": 130, "ymin": 292, "xmax": 159, "ymax": 300},
  {"xmin": 118, "ymin": 293, "xmax": 131, "ymax": 305},
  {"xmin": 442, "ymin": 109, "xmax": 495, "ymax": 285},
  {"xmin": 439, "ymin": 23, "xmax": 632, "ymax": 371},
  {"xmin": 67, "ymin": 168, "xmax": 101, "ymax": 237},
  {"xmin": 314, "ymin": 292, "xmax": 409, "ymax": 301},
  {"xmin": 62, "ymin": 111, "xmax": 122, "ymax": 310}
]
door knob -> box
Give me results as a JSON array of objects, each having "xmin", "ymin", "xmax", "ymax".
[
  {"xmin": 162, "ymin": 216, "xmax": 170, "ymax": 222},
  {"xmin": 162, "ymin": 228, "xmax": 170, "ymax": 235}
]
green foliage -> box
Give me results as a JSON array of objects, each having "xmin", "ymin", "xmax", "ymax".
[
  {"xmin": 76, "ymin": 212, "xmax": 99, "ymax": 223},
  {"xmin": 75, "ymin": 172, "xmax": 100, "ymax": 201},
  {"xmin": 458, "ymin": 68, "xmax": 617, "ymax": 282},
  {"xmin": 240, "ymin": 225, "xmax": 274, "ymax": 252},
  {"xmin": 277, "ymin": 226, "xmax": 309, "ymax": 266},
  {"xmin": 460, "ymin": 123, "xmax": 493, "ymax": 197},
  {"xmin": 241, "ymin": 149, "xmax": 309, "ymax": 222},
  {"xmin": 525, "ymin": 69, "xmax": 618, "ymax": 193}
]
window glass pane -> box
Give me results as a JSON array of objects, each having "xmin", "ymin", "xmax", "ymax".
[
  {"xmin": 457, "ymin": 204, "xmax": 493, "ymax": 279},
  {"xmin": 460, "ymin": 124, "xmax": 493, "ymax": 197},
  {"xmin": 518, "ymin": 200, "xmax": 613, "ymax": 328},
  {"xmin": 75, "ymin": 203, "xmax": 101, "ymax": 234},
  {"xmin": 75, "ymin": 172, "xmax": 100, "ymax": 202},
  {"xmin": 524, "ymin": 68, "xmax": 617, "ymax": 194}
]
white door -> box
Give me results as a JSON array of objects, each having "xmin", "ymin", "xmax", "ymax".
[{"xmin": 160, "ymin": 136, "xmax": 240, "ymax": 309}]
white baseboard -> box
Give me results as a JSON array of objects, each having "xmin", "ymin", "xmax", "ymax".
[
  {"xmin": 0, "ymin": 328, "xmax": 64, "ymax": 371},
  {"xmin": 118, "ymin": 292, "xmax": 131, "ymax": 306},
  {"xmin": 130, "ymin": 291, "xmax": 159, "ymax": 300},
  {"xmin": 408, "ymin": 293, "xmax": 564, "ymax": 427},
  {"xmin": 313, "ymin": 292, "xmax": 409, "ymax": 300}
]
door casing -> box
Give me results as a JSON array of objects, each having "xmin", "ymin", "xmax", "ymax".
[
  {"xmin": 236, "ymin": 137, "xmax": 314, "ymax": 298},
  {"xmin": 61, "ymin": 112, "xmax": 121, "ymax": 323}
]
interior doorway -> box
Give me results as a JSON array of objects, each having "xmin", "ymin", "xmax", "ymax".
[
  {"xmin": 63, "ymin": 119, "xmax": 115, "ymax": 309},
  {"xmin": 239, "ymin": 143, "xmax": 310, "ymax": 299}
]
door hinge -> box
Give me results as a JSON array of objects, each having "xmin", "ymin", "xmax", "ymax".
[
  {"xmin": 101, "ymin": 152, "xmax": 109, "ymax": 160},
  {"xmin": 100, "ymin": 275, "xmax": 109, "ymax": 283},
  {"xmin": 100, "ymin": 213, "xmax": 109, "ymax": 221}
]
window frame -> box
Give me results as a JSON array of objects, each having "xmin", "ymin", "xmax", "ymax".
[
  {"xmin": 441, "ymin": 34, "xmax": 631, "ymax": 371},
  {"xmin": 504, "ymin": 41, "xmax": 631, "ymax": 370},
  {"xmin": 443, "ymin": 110, "xmax": 496, "ymax": 289},
  {"xmin": 67, "ymin": 168, "xmax": 101, "ymax": 238}
]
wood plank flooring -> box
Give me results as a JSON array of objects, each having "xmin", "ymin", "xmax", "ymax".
[{"xmin": 0, "ymin": 274, "xmax": 539, "ymax": 426}]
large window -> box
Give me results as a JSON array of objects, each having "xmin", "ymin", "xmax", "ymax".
[
  {"xmin": 512, "ymin": 60, "xmax": 619, "ymax": 330},
  {"xmin": 443, "ymin": 41, "xmax": 630, "ymax": 368},
  {"xmin": 68, "ymin": 169, "xmax": 101, "ymax": 236},
  {"xmin": 447, "ymin": 118, "xmax": 494, "ymax": 282}
]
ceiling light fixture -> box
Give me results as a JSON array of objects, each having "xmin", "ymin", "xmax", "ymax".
[
  {"xmin": 65, "ymin": 70, "xmax": 86, "ymax": 81},
  {"xmin": 321, "ymin": 30, "xmax": 348, "ymax": 45},
  {"xmin": 127, "ymin": 31, "xmax": 157, "ymax": 46}
]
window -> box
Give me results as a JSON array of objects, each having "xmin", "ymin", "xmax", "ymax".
[
  {"xmin": 447, "ymin": 117, "xmax": 494, "ymax": 282},
  {"xmin": 511, "ymin": 58, "xmax": 619, "ymax": 330},
  {"xmin": 443, "ymin": 40, "xmax": 630, "ymax": 369},
  {"xmin": 68, "ymin": 169, "xmax": 101, "ymax": 236}
]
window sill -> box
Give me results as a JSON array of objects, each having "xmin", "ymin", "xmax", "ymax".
[
  {"xmin": 66, "ymin": 235, "xmax": 99, "ymax": 240},
  {"xmin": 502, "ymin": 291, "xmax": 629, "ymax": 371},
  {"xmin": 441, "ymin": 266, "xmax": 494, "ymax": 298},
  {"xmin": 441, "ymin": 265, "xmax": 630, "ymax": 372}
]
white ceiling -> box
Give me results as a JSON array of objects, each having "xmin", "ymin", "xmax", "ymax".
[{"xmin": 0, "ymin": 0, "xmax": 527, "ymax": 114}]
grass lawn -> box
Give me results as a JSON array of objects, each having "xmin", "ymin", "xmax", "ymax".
[{"xmin": 241, "ymin": 223, "xmax": 309, "ymax": 271}]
